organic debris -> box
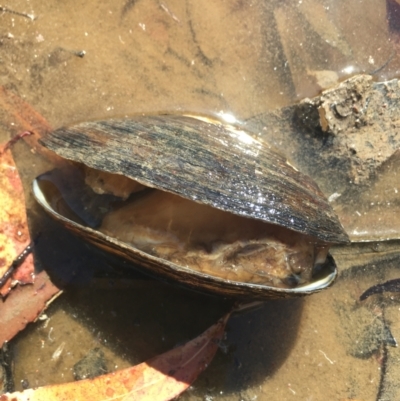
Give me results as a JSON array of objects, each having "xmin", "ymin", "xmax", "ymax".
[
  {"xmin": 0, "ymin": 270, "xmax": 61, "ymax": 347},
  {"xmin": 3, "ymin": 312, "xmax": 229, "ymax": 401},
  {"xmin": 0, "ymin": 138, "xmax": 35, "ymax": 296}
]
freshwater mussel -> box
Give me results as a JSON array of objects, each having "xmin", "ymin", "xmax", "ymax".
[{"xmin": 32, "ymin": 115, "xmax": 349, "ymax": 299}]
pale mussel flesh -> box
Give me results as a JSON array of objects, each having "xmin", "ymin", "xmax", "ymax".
[{"xmin": 32, "ymin": 115, "xmax": 349, "ymax": 299}]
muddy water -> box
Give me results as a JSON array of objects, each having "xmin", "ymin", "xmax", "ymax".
[
  {"xmin": 1, "ymin": 0, "xmax": 400, "ymax": 400},
  {"xmin": 0, "ymin": 0, "xmax": 398, "ymax": 126}
]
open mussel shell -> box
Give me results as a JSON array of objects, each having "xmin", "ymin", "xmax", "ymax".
[
  {"xmin": 33, "ymin": 176, "xmax": 338, "ymax": 299},
  {"xmin": 33, "ymin": 115, "xmax": 349, "ymax": 299}
]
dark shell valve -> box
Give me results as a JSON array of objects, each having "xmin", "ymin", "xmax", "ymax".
[{"xmin": 39, "ymin": 115, "xmax": 348, "ymax": 244}]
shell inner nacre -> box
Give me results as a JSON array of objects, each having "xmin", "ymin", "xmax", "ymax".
[{"xmin": 38, "ymin": 165, "xmax": 331, "ymax": 289}]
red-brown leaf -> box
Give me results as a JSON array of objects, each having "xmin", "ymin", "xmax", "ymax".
[
  {"xmin": 0, "ymin": 270, "xmax": 61, "ymax": 347},
  {"xmin": 2, "ymin": 312, "xmax": 230, "ymax": 401},
  {"xmin": 0, "ymin": 86, "xmax": 58, "ymax": 296},
  {"xmin": 0, "ymin": 143, "xmax": 34, "ymax": 296},
  {"xmin": 0, "ymin": 88, "xmax": 63, "ymax": 338}
]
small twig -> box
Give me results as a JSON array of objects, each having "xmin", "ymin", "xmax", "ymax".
[
  {"xmin": 0, "ymin": 243, "xmax": 33, "ymax": 288},
  {"xmin": 233, "ymin": 301, "xmax": 264, "ymax": 313},
  {"xmin": 2, "ymin": 131, "xmax": 33, "ymax": 152},
  {"xmin": 370, "ymin": 52, "xmax": 396, "ymax": 75},
  {"xmin": 360, "ymin": 277, "xmax": 400, "ymax": 301},
  {"xmin": 0, "ymin": 235, "xmax": 39, "ymax": 289},
  {"xmin": 319, "ymin": 349, "xmax": 335, "ymax": 364},
  {"xmin": 0, "ymin": 5, "xmax": 36, "ymax": 20},
  {"xmin": 51, "ymin": 342, "xmax": 65, "ymax": 360},
  {"xmin": 159, "ymin": 2, "xmax": 180, "ymax": 23}
]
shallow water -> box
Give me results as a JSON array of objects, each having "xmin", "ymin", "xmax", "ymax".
[
  {"xmin": 1, "ymin": 0, "xmax": 400, "ymax": 400},
  {"xmin": 1, "ymin": 0, "xmax": 399, "ymax": 125}
]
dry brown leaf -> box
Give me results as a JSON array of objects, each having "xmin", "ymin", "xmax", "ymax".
[{"xmin": 3, "ymin": 312, "xmax": 230, "ymax": 401}]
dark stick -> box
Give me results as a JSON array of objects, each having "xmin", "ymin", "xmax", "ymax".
[
  {"xmin": 360, "ymin": 278, "xmax": 400, "ymax": 301},
  {"xmin": 0, "ymin": 5, "xmax": 36, "ymax": 20}
]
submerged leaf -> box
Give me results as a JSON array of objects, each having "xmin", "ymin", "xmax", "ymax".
[
  {"xmin": 0, "ymin": 88, "xmax": 62, "ymax": 341},
  {"xmin": 0, "ymin": 141, "xmax": 34, "ymax": 296},
  {"xmin": 3, "ymin": 312, "xmax": 230, "ymax": 401},
  {"xmin": 0, "ymin": 270, "xmax": 61, "ymax": 347},
  {"xmin": 0, "ymin": 85, "xmax": 59, "ymax": 296}
]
